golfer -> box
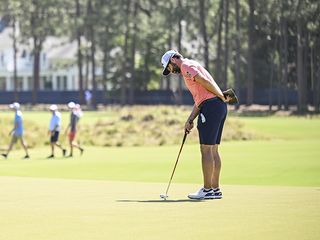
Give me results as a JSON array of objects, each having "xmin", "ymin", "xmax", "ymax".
[
  {"xmin": 47, "ymin": 104, "xmax": 66, "ymax": 158},
  {"xmin": 1, "ymin": 102, "xmax": 30, "ymax": 159},
  {"xmin": 64, "ymin": 102, "xmax": 84, "ymax": 157},
  {"xmin": 161, "ymin": 50, "xmax": 231, "ymax": 199}
]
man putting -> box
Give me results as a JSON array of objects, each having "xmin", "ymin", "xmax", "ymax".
[
  {"xmin": 1, "ymin": 102, "xmax": 29, "ymax": 159},
  {"xmin": 161, "ymin": 50, "xmax": 231, "ymax": 199},
  {"xmin": 47, "ymin": 104, "xmax": 66, "ymax": 158}
]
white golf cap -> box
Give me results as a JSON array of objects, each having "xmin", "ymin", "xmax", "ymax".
[
  {"xmin": 49, "ymin": 104, "xmax": 58, "ymax": 111},
  {"xmin": 9, "ymin": 102, "xmax": 20, "ymax": 110},
  {"xmin": 161, "ymin": 50, "xmax": 177, "ymax": 76},
  {"xmin": 67, "ymin": 101, "xmax": 76, "ymax": 109}
]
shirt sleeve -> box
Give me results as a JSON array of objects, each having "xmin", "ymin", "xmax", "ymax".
[{"xmin": 182, "ymin": 63, "xmax": 200, "ymax": 81}]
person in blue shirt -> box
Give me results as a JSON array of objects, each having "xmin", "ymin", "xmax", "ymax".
[{"xmin": 1, "ymin": 102, "xmax": 30, "ymax": 159}]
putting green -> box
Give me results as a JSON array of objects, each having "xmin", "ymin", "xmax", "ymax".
[
  {"xmin": 0, "ymin": 141, "xmax": 319, "ymax": 186},
  {"xmin": 0, "ymin": 177, "xmax": 319, "ymax": 240}
]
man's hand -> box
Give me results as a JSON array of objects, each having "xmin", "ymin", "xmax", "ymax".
[
  {"xmin": 184, "ymin": 120, "xmax": 194, "ymax": 134},
  {"xmin": 223, "ymin": 88, "xmax": 239, "ymax": 105}
]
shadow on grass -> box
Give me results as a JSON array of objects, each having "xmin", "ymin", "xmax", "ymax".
[{"xmin": 117, "ymin": 199, "xmax": 206, "ymax": 203}]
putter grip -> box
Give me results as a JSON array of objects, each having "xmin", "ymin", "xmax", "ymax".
[{"xmin": 223, "ymin": 88, "xmax": 239, "ymax": 105}]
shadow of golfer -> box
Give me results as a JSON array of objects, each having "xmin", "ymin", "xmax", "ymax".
[{"xmin": 117, "ymin": 199, "xmax": 205, "ymax": 203}]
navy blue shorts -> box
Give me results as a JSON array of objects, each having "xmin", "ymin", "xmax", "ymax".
[
  {"xmin": 50, "ymin": 131, "xmax": 60, "ymax": 143},
  {"xmin": 197, "ymin": 97, "xmax": 227, "ymax": 145}
]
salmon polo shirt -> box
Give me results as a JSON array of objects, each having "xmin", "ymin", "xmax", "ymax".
[{"xmin": 180, "ymin": 59, "xmax": 216, "ymax": 107}]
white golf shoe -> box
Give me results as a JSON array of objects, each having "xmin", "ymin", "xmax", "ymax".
[{"xmin": 188, "ymin": 187, "xmax": 222, "ymax": 200}]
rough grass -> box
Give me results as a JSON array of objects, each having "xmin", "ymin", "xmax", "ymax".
[
  {"xmin": 0, "ymin": 105, "xmax": 256, "ymax": 148},
  {"xmin": 1, "ymin": 105, "xmax": 320, "ymax": 148}
]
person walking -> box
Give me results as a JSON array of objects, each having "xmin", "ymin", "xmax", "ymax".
[
  {"xmin": 64, "ymin": 102, "xmax": 84, "ymax": 157},
  {"xmin": 47, "ymin": 104, "xmax": 66, "ymax": 158},
  {"xmin": 1, "ymin": 102, "xmax": 30, "ymax": 159},
  {"xmin": 85, "ymin": 90, "xmax": 92, "ymax": 109},
  {"xmin": 161, "ymin": 50, "xmax": 231, "ymax": 199}
]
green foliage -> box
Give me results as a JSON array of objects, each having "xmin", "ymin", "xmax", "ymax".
[{"xmin": 1, "ymin": 0, "xmax": 320, "ymax": 108}]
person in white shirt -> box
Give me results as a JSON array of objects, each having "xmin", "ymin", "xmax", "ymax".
[{"xmin": 47, "ymin": 105, "xmax": 66, "ymax": 158}]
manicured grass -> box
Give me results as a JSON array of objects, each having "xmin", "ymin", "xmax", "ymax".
[
  {"xmin": 0, "ymin": 177, "xmax": 319, "ymax": 240},
  {"xmin": 0, "ymin": 140, "xmax": 319, "ymax": 187},
  {"xmin": 1, "ymin": 113, "xmax": 319, "ymax": 240},
  {"xmin": 239, "ymin": 116, "xmax": 320, "ymax": 140},
  {"xmin": 1, "ymin": 113, "xmax": 319, "ymax": 187}
]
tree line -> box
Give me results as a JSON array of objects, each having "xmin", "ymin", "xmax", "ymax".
[{"xmin": 1, "ymin": 0, "xmax": 319, "ymax": 112}]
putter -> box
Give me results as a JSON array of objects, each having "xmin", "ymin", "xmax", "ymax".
[{"xmin": 160, "ymin": 131, "xmax": 188, "ymax": 200}]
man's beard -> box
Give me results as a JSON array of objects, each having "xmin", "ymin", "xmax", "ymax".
[{"xmin": 171, "ymin": 63, "xmax": 181, "ymax": 74}]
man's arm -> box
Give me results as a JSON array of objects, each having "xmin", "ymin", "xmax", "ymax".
[
  {"xmin": 9, "ymin": 122, "xmax": 18, "ymax": 135},
  {"xmin": 194, "ymin": 72, "xmax": 225, "ymax": 100},
  {"xmin": 185, "ymin": 104, "xmax": 200, "ymax": 133},
  {"xmin": 64, "ymin": 123, "xmax": 70, "ymax": 135}
]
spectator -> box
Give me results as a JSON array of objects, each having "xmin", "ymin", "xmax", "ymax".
[
  {"xmin": 85, "ymin": 90, "xmax": 92, "ymax": 109},
  {"xmin": 47, "ymin": 104, "xmax": 66, "ymax": 158},
  {"xmin": 1, "ymin": 102, "xmax": 30, "ymax": 159},
  {"xmin": 64, "ymin": 102, "xmax": 84, "ymax": 157}
]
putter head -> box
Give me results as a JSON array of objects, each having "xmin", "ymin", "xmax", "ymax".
[{"xmin": 160, "ymin": 194, "xmax": 168, "ymax": 200}]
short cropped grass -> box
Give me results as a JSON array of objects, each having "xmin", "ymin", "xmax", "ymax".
[
  {"xmin": 0, "ymin": 110, "xmax": 319, "ymax": 240},
  {"xmin": 240, "ymin": 116, "xmax": 320, "ymax": 140},
  {"xmin": 0, "ymin": 177, "xmax": 319, "ymax": 240},
  {"xmin": 0, "ymin": 140, "xmax": 319, "ymax": 187}
]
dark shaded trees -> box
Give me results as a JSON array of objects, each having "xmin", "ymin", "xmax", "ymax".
[{"xmin": 1, "ymin": 0, "xmax": 319, "ymax": 111}]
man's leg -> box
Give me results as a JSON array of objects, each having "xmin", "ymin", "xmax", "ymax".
[
  {"xmin": 69, "ymin": 139, "xmax": 74, "ymax": 156},
  {"xmin": 55, "ymin": 142, "xmax": 65, "ymax": 151},
  {"xmin": 54, "ymin": 142, "xmax": 66, "ymax": 156},
  {"xmin": 188, "ymin": 144, "xmax": 215, "ymax": 199},
  {"xmin": 46, "ymin": 142, "xmax": 55, "ymax": 158},
  {"xmin": 69, "ymin": 132, "xmax": 83, "ymax": 155},
  {"xmin": 55, "ymin": 142, "xmax": 63, "ymax": 150},
  {"xmin": 72, "ymin": 142, "xmax": 84, "ymax": 154},
  {"xmin": 211, "ymin": 144, "xmax": 221, "ymax": 189},
  {"xmin": 1, "ymin": 137, "xmax": 16, "ymax": 158},
  {"xmin": 20, "ymin": 137, "xmax": 29, "ymax": 158},
  {"xmin": 51, "ymin": 143, "xmax": 55, "ymax": 155},
  {"xmin": 200, "ymin": 144, "xmax": 215, "ymax": 189}
]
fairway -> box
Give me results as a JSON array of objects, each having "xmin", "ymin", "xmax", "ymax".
[
  {"xmin": 0, "ymin": 177, "xmax": 319, "ymax": 240},
  {"xmin": 0, "ymin": 141, "xmax": 319, "ymax": 186},
  {"xmin": 1, "ymin": 0, "xmax": 319, "ymax": 237},
  {"xmin": 1, "ymin": 115, "xmax": 320, "ymax": 240}
]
